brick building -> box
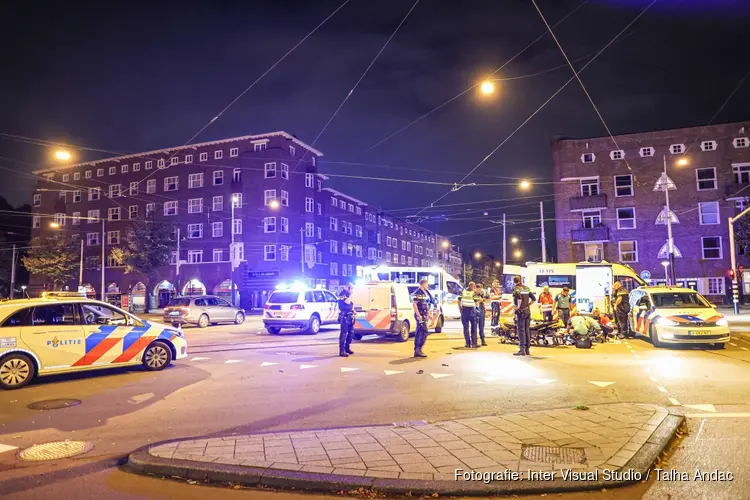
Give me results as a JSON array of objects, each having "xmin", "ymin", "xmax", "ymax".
[
  {"xmin": 552, "ymin": 120, "xmax": 750, "ymax": 303},
  {"xmin": 30, "ymin": 131, "xmax": 462, "ymax": 310}
]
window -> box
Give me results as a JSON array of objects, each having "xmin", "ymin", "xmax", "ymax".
[
  {"xmin": 164, "ymin": 201, "xmax": 178, "ymax": 216},
  {"xmin": 608, "ymin": 150, "xmax": 624, "ymax": 160},
  {"xmin": 212, "ymin": 196, "xmax": 223, "ymax": 212},
  {"xmin": 348, "ymin": 203, "xmax": 354, "ymax": 213},
  {"xmin": 669, "ymin": 144, "xmax": 685, "ymax": 154},
  {"xmin": 356, "ymin": 225, "xmax": 363, "ymax": 238},
  {"xmin": 129, "ymin": 205, "xmax": 138, "ymax": 220},
  {"xmin": 356, "ymin": 246, "xmax": 363, "ymax": 258},
  {"xmin": 317, "ymin": 203, "xmax": 322, "ymax": 216},
  {"xmin": 85, "ymin": 170, "xmax": 92, "ymax": 178},
  {"xmin": 70, "ymin": 189, "xmax": 81, "ymax": 203},
  {"xmin": 145, "ymin": 161, "xmax": 153, "ymax": 170},
  {"xmin": 305, "ymin": 197, "xmax": 314, "ymax": 213},
  {"xmin": 121, "ymin": 164, "xmax": 128, "ymax": 174},
  {"xmin": 699, "ymin": 201, "xmax": 720, "ymax": 225},
  {"xmin": 584, "ymin": 243, "xmax": 603, "ymax": 262},
  {"xmin": 188, "ymin": 173, "xmax": 203, "ymax": 188},
  {"xmin": 281, "ymin": 190, "xmax": 288, "ymax": 206},
  {"xmin": 393, "ymin": 253, "xmax": 399, "ymax": 264},
  {"xmin": 213, "ymin": 249, "xmax": 223, "ymax": 262},
  {"xmin": 280, "ymin": 217, "xmax": 289, "ymax": 233},
  {"xmin": 696, "ymin": 168, "xmax": 717, "ymax": 190},
  {"xmin": 254, "ymin": 143, "xmax": 267, "ymax": 152},
  {"xmin": 33, "ymin": 193, "xmax": 41, "ymax": 206},
  {"xmin": 87, "ymin": 232, "xmax": 100, "ymax": 246},
  {"xmin": 701, "ymin": 237, "xmax": 722, "ymax": 259},
  {"xmin": 107, "ymin": 230, "xmax": 120, "ymax": 245},
  {"xmin": 88, "ymin": 209, "xmax": 100, "ymax": 223},
  {"xmin": 356, "ymin": 207, "xmax": 362, "ymax": 216},
  {"xmin": 73, "ymin": 172, "xmax": 80, "ymax": 180},
  {"xmin": 614, "ymin": 175, "xmax": 633, "ymax": 197},
  {"xmin": 401, "ymin": 255, "xmax": 406, "ymax": 264},
  {"xmin": 580, "ymin": 178, "xmax": 599, "ymax": 196},
  {"xmin": 280, "ymin": 245, "xmax": 290, "ymax": 261},
  {"xmin": 317, "ymin": 180, "xmax": 322, "ymax": 192},
  {"xmin": 735, "ymin": 198, "xmax": 749, "ymax": 215},
  {"xmin": 188, "ymin": 250, "xmax": 203, "ymax": 263},
  {"xmin": 330, "ymin": 262, "xmax": 338, "ymax": 276},
  {"xmin": 184, "ymin": 155, "xmax": 192, "ymax": 164},
  {"xmin": 230, "ymin": 147, "xmax": 238, "ymax": 157},
  {"xmin": 109, "ymin": 184, "xmax": 122, "ymax": 198},
  {"xmin": 212, "ymin": 221, "xmax": 223, "ymax": 237},
  {"xmin": 264, "ymin": 189, "xmax": 276, "ymax": 206},
  {"xmin": 734, "ymin": 137, "xmax": 749, "ymax": 149},
  {"xmin": 304, "ymin": 246, "xmax": 316, "ymax": 264},
  {"xmin": 305, "ymin": 173, "xmax": 314, "ymax": 188},
  {"xmin": 164, "ymin": 176, "xmax": 179, "ymax": 191},
  {"xmin": 733, "ymin": 164, "xmax": 750, "ymax": 184},
  {"xmin": 317, "ymin": 227, "xmax": 322, "ymax": 239},
  {"xmin": 311, "ymin": 156, "xmax": 316, "ymax": 166},
  {"xmin": 170, "ymin": 156, "xmax": 179, "ymax": 166},
  {"xmin": 401, "ymin": 241, "xmax": 406, "ymax": 251},
  {"xmin": 582, "ymin": 210, "xmax": 601, "ymax": 229},
  {"xmin": 233, "ymin": 168, "xmax": 241, "ymax": 183},
  {"xmin": 145, "ymin": 179, "xmax": 155, "ymax": 194},
  {"xmin": 32, "ymin": 216, "xmax": 40, "ymax": 228},
  {"xmin": 232, "ymin": 219, "xmax": 242, "ymax": 235},
  {"xmin": 281, "ymin": 163, "xmax": 289, "ymax": 179},
  {"xmin": 386, "ymin": 252, "xmax": 391, "ymax": 262},
  {"xmin": 212, "ymin": 150, "xmax": 222, "ymax": 160},
  {"xmin": 330, "ymin": 240, "xmax": 338, "ymax": 253},
  {"xmin": 109, "ymin": 166, "xmax": 116, "ymax": 175},
  {"xmin": 232, "ymin": 193, "xmax": 242, "ymax": 208},
  {"xmin": 581, "ymin": 153, "xmax": 595, "ymax": 163},
  {"xmin": 264, "ymin": 245, "xmax": 276, "ymax": 261},
  {"xmin": 700, "ymin": 140, "xmax": 717, "ymax": 152},
  {"xmin": 707, "ymin": 277, "xmax": 725, "ymax": 295},
  {"xmin": 616, "ymin": 208, "xmax": 636, "ymax": 229},
  {"xmin": 188, "ymin": 223, "xmax": 203, "ymax": 239},
  {"xmin": 305, "ymin": 222, "xmax": 314, "ymax": 237},
  {"xmin": 158, "ymin": 159, "xmax": 165, "ymax": 168},
  {"xmin": 69, "ymin": 211, "xmax": 80, "ymax": 225},
  {"xmin": 289, "ymin": 146, "xmax": 296, "ymax": 156},
  {"xmin": 264, "ymin": 217, "xmax": 276, "ymax": 233},
  {"xmin": 332, "ymin": 198, "xmax": 338, "ymax": 208},
  {"xmin": 619, "ymin": 241, "xmax": 638, "ymax": 262},
  {"xmin": 639, "ymin": 147, "xmax": 655, "ymax": 157},
  {"xmin": 108, "ymin": 207, "xmax": 121, "ymax": 221},
  {"xmin": 330, "ymin": 217, "xmax": 338, "ymax": 231},
  {"xmin": 53, "ymin": 213, "xmax": 65, "ymax": 226},
  {"xmin": 265, "ymin": 162, "xmax": 276, "ymax": 178},
  {"xmin": 209, "ymin": 170, "xmax": 223, "ymax": 186},
  {"xmin": 146, "ymin": 203, "xmax": 154, "ymax": 217},
  {"xmin": 97, "ymin": 168, "xmax": 104, "ymax": 176},
  {"xmin": 188, "ymin": 198, "xmax": 203, "ymax": 214},
  {"xmin": 199, "ymin": 152, "xmax": 208, "ymax": 162}
]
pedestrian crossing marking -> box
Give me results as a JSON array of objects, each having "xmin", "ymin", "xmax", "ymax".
[
  {"xmin": 225, "ymin": 359, "xmax": 241, "ymax": 364},
  {"xmin": 730, "ymin": 343, "xmax": 738, "ymax": 347},
  {"xmin": 430, "ymin": 373, "xmax": 452, "ymax": 379},
  {"xmin": 535, "ymin": 379, "xmax": 555, "ymax": 385},
  {"xmin": 656, "ymin": 386, "xmax": 667, "ymax": 393},
  {"xmin": 190, "ymin": 357, "xmax": 209, "ymax": 361},
  {"xmin": 588, "ymin": 381, "xmax": 615, "ymax": 387},
  {"xmin": 741, "ymin": 347, "xmax": 749, "ymax": 351},
  {"xmin": 384, "ymin": 370, "xmax": 404, "ymax": 375},
  {"xmin": 260, "ymin": 362, "xmax": 278, "ymax": 367},
  {"xmin": 683, "ymin": 404, "xmax": 716, "ymax": 412},
  {"xmin": 649, "ymin": 376, "xmax": 658, "ymax": 382},
  {"xmin": 340, "ymin": 367, "xmax": 359, "ymax": 373},
  {"xmin": 0, "ymin": 444, "xmax": 18, "ymax": 454},
  {"xmin": 481, "ymin": 376, "xmax": 497, "ymax": 382},
  {"xmin": 668, "ymin": 398, "xmax": 681, "ymax": 406},
  {"xmin": 300, "ymin": 364, "xmax": 317, "ymax": 370},
  {"xmin": 128, "ymin": 393, "xmax": 155, "ymax": 405}
]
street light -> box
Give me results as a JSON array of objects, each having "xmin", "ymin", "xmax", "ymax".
[
  {"xmin": 49, "ymin": 222, "xmax": 60, "ymax": 229},
  {"xmin": 677, "ymin": 157, "xmax": 689, "ymax": 167},
  {"xmin": 519, "ymin": 179, "xmax": 531, "ymax": 190},
  {"xmin": 268, "ymin": 199, "xmax": 280, "ymax": 209},
  {"xmin": 230, "ymin": 195, "xmax": 240, "ymax": 306},
  {"xmin": 480, "ymin": 80, "xmax": 495, "ymax": 95},
  {"xmin": 441, "ymin": 240, "xmax": 450, "ymax": 249},
  {"xmin": 494, "ymin": 261, "xmax": 501, "ymax": 267},
  {"xmin": 474, "ymin": 251, "xmax": 482, "ymax": 259},
  {"xmin": 654, "ymin": 156, "xmax": 678, "ymax": 285},
  {"xmin": 661, "ymin": 260, "xmax": 670, "ymax": 284},
  {"xmin": 514, "ymin": 250, "xmax": 522, "ymax": 258},
  {"xmin": 54, "ymin": 149, "xmax": 72, "ymax": 161},
  {"xmin": 510, "ymin": 236, "xmax": 519, "ymax": 244}
]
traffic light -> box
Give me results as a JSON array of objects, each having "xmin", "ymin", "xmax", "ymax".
[{"xmin": 728, "ymin": 269, "xmax": 735, "ymax": 279}]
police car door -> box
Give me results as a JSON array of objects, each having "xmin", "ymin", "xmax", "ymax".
[
  {"xmin": 20, "ymin": 304, "xmax": 85, "ymax": 373},
  {"xmin": 78, "ymin": 303, "xmax": 145, "ymax": 367}
]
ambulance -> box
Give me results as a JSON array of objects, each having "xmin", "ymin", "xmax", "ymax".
[
  {"xmin": 496, "ymin": 264, "xmax": 526, "ymax": 322},
  {"xmin": 0, "ymin": 295, "xmax": 187, "ymax": 390},
  {"xmin": 525, "ymin": 261, "xmax": 646, "ymax": 317}
]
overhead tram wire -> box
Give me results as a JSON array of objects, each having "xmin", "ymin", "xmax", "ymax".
[{"xmin": 411, "ymin": 0, "xmax": 658, "ymax": 219}]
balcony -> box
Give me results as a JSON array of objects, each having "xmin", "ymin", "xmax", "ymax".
[
  {"xmin": 572, "ymin": 226, "xmax": 610, "ymax": 243},
  {"xmin": 569, "ymin": 194, "xmax": 607, "ymax": 211}
]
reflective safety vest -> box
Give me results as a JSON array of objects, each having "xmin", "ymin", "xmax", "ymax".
[
  {"xmin": 460, "ymin": 290, "xmax": 476, "ymax": 308},
  {"xmin": 539, "ymin": 292, "xmax": 553, "ymax": 312},
  {"xmin": 490, "ymin": 287, "xmax": 502, "ymax": 303}
]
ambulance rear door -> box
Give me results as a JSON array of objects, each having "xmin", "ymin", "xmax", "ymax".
[{"xmin": 576, "ymin": 265, "xmax": 613, "ymax": 314}]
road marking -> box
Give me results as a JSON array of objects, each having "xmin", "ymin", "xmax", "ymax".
[
  {"xmin": 656, "ymin": 386, "xmax": 667, "ymax": 393},
  {"xmin": 536, "ymin": 378, "xmax": 556, "ymax": 385},
  {"xmin": 649, "ymin": 376, "xmax": 658, "ymax": 382},
  {"xmin": 0, "ymin": 444, "xmax": 18, "ymax": 454},
  {"xmin": 260, "ymin": 362, "xmax": 278, "ymax": 367},
  {"xmin": 696, "ymin": 418, "xmax": 707, "ymax": 440},
  {"xmin": 430, "ymin": 373, "xmax": 452, "ymax": 379},
  {"xmin": 225, "ymin": 359, "xmax": 241, "ymax": 364},
  {"xmin": 668, "ymin": 398, "xmax": 681, "ymax": 406},
  {"xmin": 683, "ymin": 404, "xmax": 716, "ymax": 413},
  {"xmin": 644, "ymin": 368, "xmax": 651, "ymax": 373},
  {"xmin": 482, "ymin": 376, "xmax": 497, "ymax": 382},
  {"xmin": 128, "ymin": 393, "xmax": 154, "ymax": 405},
  {"xmin": 730, "ymin": 342, "xmax": 738, "ymax": 347},
  {"xmin": 685, "ymin": 413, "xmax": 750, "ymax": 418},
  {"xmin": 634, "ymin": 354, "xmax": 641, "ymax": 358},
  {"xmin": 340, "ymin": 367, "xmax": 359, "ymax": 373},
  {"xmin": 589, "ymin": 381, "xmax": 615, "ymax": 388},
  {"xmin": 741, "ymin": 347, "xmax": 749, "ymax": 351},
  {"xmin": 190, "ymin": 357, "xmax": 210, "ymax": 361},
  {"xmin": 384, "ymin": 370, "xmax": 404, "ymax": 376},
  {"xmin": 300, "ymin": 364, "xmax": 317, "ymax": 370}
]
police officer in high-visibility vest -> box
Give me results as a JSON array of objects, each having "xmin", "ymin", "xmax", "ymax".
[
  {"xmin": 411, "ymin": 278, "xmax": 433, "ymax": 358},
  {"xmin": 490, "ymin": 280, "xmax": 502, "ymax": 328},
  {"xmin": 459, "ymin": 281, "xmax": 478, "ymax": 348},
  {"xmin": 512, "ymin": 275, "xmax": 536, "ymax": 356},
  {"xmin": 338, "ymin": 282, "xmax": 355, "ymax": 357}
]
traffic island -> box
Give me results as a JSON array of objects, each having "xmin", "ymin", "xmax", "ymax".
[{"xmin": 124, "ymin": 403, "xmax": 683, "ymax": 496}]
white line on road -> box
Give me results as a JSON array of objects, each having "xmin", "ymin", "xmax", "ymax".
[
  {"xmin": 535, "ymin": 379, "xmax": 556, "ymax": 385},
  {"xmin": 300, "ymin": 364, "xmax": 318, "ymax": 369},
  {"xmin": 260, "ymin": 362, "xmax": 278, "ymax": 367},
  {"xmin": 730, "ymin": 343, "xmax": 738, "ymax": 347},
  {"xmin": 340, "ymin": 367, "xmax": 359, "ymax": 373},
  {"xmin": 668, "ymin": 398, "xmax": 681, "ymax": 406},
  {"xmin": 589, "ymin": 381, "xmax": 615, "ymax": 387},
  {"xmin": 0, "ymin": 444, "xmax": 18, "ymax": 454},
  {"xmin": 190, "ymin": 357, "xmax": 210, "ymax": 361},
  {"xmin": 683, "ymin": 404, "xmax": 716, "ymax": 412},
  {"xmin": 128, "ymin": 393, "xmax": 155, "ymax": 405},
  {"xmin": 384, "ymin": 370, "xmax": 404, "ymax": 375},
  {"xmin": 430, "ymin": 373, "xmax": 453, "ymax": 379},
  {"xmin": 696, "ymin": 418, "xmax": 707, "ymax": 440},
  {"xmin": 685, "ymin": 413, "xmax": 750, "ymax": 418},
  {"xmin": 225, "ymin": 359, "xmax": 241, "ymax": 364},
  {"xmin": 656, "ymin": 386, "xmax": 667, "ymax": 393},
  {"xmin": 649, "ymin": 376, "xmax": 658, "ymax": 382}
]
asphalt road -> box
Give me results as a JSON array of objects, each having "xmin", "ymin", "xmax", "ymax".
[{"xmin": 1, "ymin": 319, "xmax": 750, "ymax": 499}]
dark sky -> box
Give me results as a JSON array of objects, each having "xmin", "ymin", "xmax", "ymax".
[{"xmin": 1, "ymin": 0, "xmax": 749, "ymax": 261}]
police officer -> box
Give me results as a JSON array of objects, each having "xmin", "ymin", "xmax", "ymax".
[
  {"xmin": 459, "ymin": 282, "xmax": 478, "ymax": 348},
  {"xmin": 474, "ymin": 283, "xmax": 488, "ymax": 347},
  {"xmin": 613, "ymin": 281, "xmax": 632, "ymax": 338},
  {"xmin": 412, "ymin": 278, "xmax": 433, "ymax": 358},
  {"xmin": 512, "ymin": 275, "xmax": 536, "ymax": 356},
  {"xmin": 338, "ymin": 282, "xmax": 355, "ymax": 357},
  {"xmin": 489, "ymin": 280, "xmax": 502, "ymax": 328}
]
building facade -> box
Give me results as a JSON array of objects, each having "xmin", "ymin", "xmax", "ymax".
[
  {"xmin": 552, "ymin": 120, "xmax": 750, "ymax": 303},
  {"xmin": 30, "ymin": 131, "xmax": 462, "ymax": 310}
]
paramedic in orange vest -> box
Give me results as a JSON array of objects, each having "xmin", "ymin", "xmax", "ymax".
[
  {"xmin": 490, "ymin": 280, "xmax": 502, "ymax": 327},
  {"xmin": 538, "ymin": 286, "xmax": 554, "ymax": 322}
]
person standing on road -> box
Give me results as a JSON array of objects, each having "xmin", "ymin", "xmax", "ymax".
[
  {"xmin": 554, "ymin": 287, "xmax": 572, "ymax": 328},
  {"xmin": 613, "ymin": 281, "xmax": 632, "ymax": 338},
  {"xmin": 490, "ymin": 280, "xmax": 502, "ymax": 328},
  {"xmin": 539, "ymin": 286, "xmax": 554, "ymax": 322},
  {"xmin": 474, "ymin": 283, "xmax": 488, "ymax": 347},
  {"xmin": 459, "ymin": 282, "xmax": 478, "ymax": 348},
  {"xmin": 411, "ymin": 278, "xmax": 433, "ymax": 358},
  {"xmin": 512, "ymin": 276, "xmax": 536, "ymax": 356},
  {"xmin": 337, "ymin": 282, "xmax": 355, "ymax": 357}
]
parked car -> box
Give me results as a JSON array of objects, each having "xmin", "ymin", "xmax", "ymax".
[
  {"xmin": 163, "ymin": 295, "xmax": 245, "ymax": 328},
  {"xmin": 263, "ymin": 288, "xmax": 339, "ymax": 334}
]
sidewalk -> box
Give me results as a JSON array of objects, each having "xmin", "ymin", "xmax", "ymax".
[{"xmin": 125, "ymin": 403, "xmax": 682, "ymax": 495}]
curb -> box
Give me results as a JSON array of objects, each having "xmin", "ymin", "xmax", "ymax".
[{"xmin": 123, "ymin": 410, "xmax": 684, "ymax": 496}]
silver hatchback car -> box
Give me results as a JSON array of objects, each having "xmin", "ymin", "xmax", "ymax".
[{"xmin": 163, "ymin": 295, "xmax": 245, "ymax": 328}]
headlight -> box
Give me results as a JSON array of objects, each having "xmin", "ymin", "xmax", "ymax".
[
  {"xmin": 716, "ymin": 317, "xmax": 728, "ymax": 326},
  {"xmin": 656, "ymin": 317, "xmax": 677, "ymax": 327}
]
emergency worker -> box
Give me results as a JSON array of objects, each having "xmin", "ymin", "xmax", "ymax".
[
  {"xmin": 512, "ymin": 275, "xmax": 536, "ymax": 356},
  {"xmin": 490, "ymin": 280, "xmax": 502, "ymax": 327},
  {"xmin": 459, "ymin": 282, "xmax": 478, "ymax": 348},
  {"xmin": 538, "ymin": 285, "xmax": 554, "ymax": 322},
  {"xmin": 613, "ymin": 281, "xmax": 632, "ymax": 338},
  {"xmin": 337, "ymin": 282, "xmax": 355, "ymax": 357},
  {"xmin": 411, "ymin": 278, "xmax": 433, "ymax": 358},
  {"xmin": 474, "ymin": 283, "xmax": 488, "ymax": 346},
  {"xmin": 554, "ymin": 287, "xmax": 572, "ymax": 327}
]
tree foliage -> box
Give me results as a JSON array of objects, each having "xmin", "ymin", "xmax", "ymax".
[
  {"xmin": 734, "ymin": 215, "xmax": 750, "ymax": 257},
  {"xmin": 114, "ymin": 215, "xmax": 176, "ymax": 283},
  {"xmin": 22, "ymin": 234, "xmax": 79, "ymax": 288}
]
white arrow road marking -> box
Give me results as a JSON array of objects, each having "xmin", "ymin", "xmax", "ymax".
[
  {"xmin": 589, "ymin": 381, "xmax": 615, "ymax": 387},
  {"xmin": 0, "ymin": 444, "xmax": 18, "ymax": 454},
  {"xmin": 340, "ymin": 367, "xmax": 359, "ymax": 373},
  {"xmin": 225, "ymin": 359, "xmax": 241, "ymax": 364},
  {"xmin": 668, "ymin": 398, "xmax": 681, "ymax": 406},
  {"xmin": 384, "ymin": 370, "xmax": 404, "ymax": 376},
  {"xmin": 260, "ymin": 362, "xmax": 278, "ymax": 367},
  {"xmin": 683, "ymin": 404, "xmax": 717, "ymax": 412},
  {"xmin": 190, "ymin": 357, "xmax": 210, "ymax": 361},
  {"xmin": 430, "ymin": 373, "xmax": 452, "ymax": 379},
  {"xmin": 300, "ymin": 364, "xmax": 317, "ymax": 370},
  {"xmin": 128, "ymin": 393, "xmax": 154, "ymax": 405},
  {"xmin": 535, "ymin": 379, "xmax": 556, "ymax": 385}
]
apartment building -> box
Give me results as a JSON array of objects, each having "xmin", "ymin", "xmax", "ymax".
[
  {"xmin": 30, "ymin": 131, "xmax": 461, "ymax": 310},
  {"xmin": 552, "ymin": 120, "xmax": 750, "ymax": 303}
]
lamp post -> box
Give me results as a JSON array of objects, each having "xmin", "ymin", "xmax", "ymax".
[
  {"xmin": 654, "ymin": 156, "xmax": 677, "ymax": 285},
  {"xmin": 230, "ymin": 195, "xmax": 239, "ymax": 306},
  {"xmin": 661, "ymin": 260, "xmax": 670, "ymax": 284}
]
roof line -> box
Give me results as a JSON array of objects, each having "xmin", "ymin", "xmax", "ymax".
[{"xmin": 322, "ymin": 187, "xmax": 367, "ymax": 206}]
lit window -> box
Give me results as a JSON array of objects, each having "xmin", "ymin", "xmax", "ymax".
[
  {"xmin": 698, "ymin": 201, "xmax": 720, "ymax": 225},
  {"xmin": 701, "ymin": 236, "xmax": 722, "ymax": 259},
  {"xmin": 696, "ymin": 168, "xmax": 717, "ymax": 191}
]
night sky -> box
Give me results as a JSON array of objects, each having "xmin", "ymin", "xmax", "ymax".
[{"xmin": 1, "ymin": 0, "xmax": 749, "ymax": 260}]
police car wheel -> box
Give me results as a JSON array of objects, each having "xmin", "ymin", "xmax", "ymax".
[
  {"xmin": 398, "ymin": 321, "xmax": 410, "ymax": 342},
  {"xmin": 267, "ymin": 327, "xmax": 281, "ymax": 334},
  {"xmin": 0, "ymin": 354, "xmax": 35, "ymax": 390},
  {"xmin": 307, "ymin": 315, "xmax": 321, "ymax": 334},
  {"xmin": 234, "ymin": 312, "xmax": 245, "ymax": 325},
  {"xmin": 713, "ymin": 343, "xmax": 726, "ymax": 349},
  {"xmin": 649, "ymin": 325, "xmax": 663, "ymax": 348},
  {"xmin": 434, "ymin": 316, "xmax": 443, "ymax": 333},
  {"xmin": 142, "ymin": 341, "xmax": 173, "ymax": 371},
  {"xmin": 198, "ymin": 314, "xmax": 209, "ymax": 328}
]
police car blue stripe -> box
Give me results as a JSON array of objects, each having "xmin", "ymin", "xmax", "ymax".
[
  {"xmin": 157, "ymin": 329, "xmax": 174, "ymax": 341},
  {"xmin": 85, "ymin": 326, "xmax": 118, "ymax": 354},
  {"xmin": 121, "ymin": 326, "xmax": 151, "ymax": 352}
]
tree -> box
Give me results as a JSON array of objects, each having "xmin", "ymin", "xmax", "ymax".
[
  {"xmin": 113, "ymin": 215, "xmax": 176, "ymax": 311},
  {"xmin": 735, "ymin": 214, "xmax": 750, "ymax": 257},
  {"xmin": 22, "ymin": 234, "xmax": 79, "ymax": 289},
  {"xmin": 463, "ymin": 262, "xmax": 473, "ymax": 284}
]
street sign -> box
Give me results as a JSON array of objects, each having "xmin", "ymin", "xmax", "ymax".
[
  {"xmin": 640, "ymin": 270, "xmax": 651, "ymax": 280},
  {"xmin": 248, "ymin": 271, "xmax": 279, "ymax": 279}
]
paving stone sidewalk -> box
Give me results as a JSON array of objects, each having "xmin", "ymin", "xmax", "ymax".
[{"xmin": 146, "ymin": 403, "xmax": 669, "ymax": 483}]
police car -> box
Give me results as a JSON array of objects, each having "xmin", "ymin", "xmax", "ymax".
[
  {"xmin": 263, "ymin": 285, "xmax": 340, "ymax": 334},
  {"xmin": 0, "ymin": 293, "xmax": 187, "ymax": 390},
  {"xmin": 628, "ymin": 286, "xmax": 729, "ymax": 348}
]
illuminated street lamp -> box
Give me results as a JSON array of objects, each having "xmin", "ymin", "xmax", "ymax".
[
  {"xmin": 474, "ymin": 251, "xmax": 482, "ymax": 260},
  {"xmin": 441, "ymin": 240, "xmax": 450, "ymax": 249},
  {"xmin": 54, "ymin": 149, "xmax": 72, "ymax": 161},
  {"xmin": 654, "ymin": 155, "xmax": 678, "ymax": 285},
  {"xmin": 510, "ymin": 236, "xmax": 519, "ymax": 244},
  {"xmin": 480, "ymin": 80, "xmax": 495, "ymax": 95},
  {"xmin": 49, "ymin": 222, "xmax": 60, "ymax": 229},
  {"xmin": 677, "ymin": 157, "xmax": 689, "ymax": 167},
  {"xmin": 268, "ymin": 199, "xmax": 280, "ymax": 209},
  {"xmin": 494, "ymin": 261, "xmax": 501, "ymax": 267},
  {"xmin": 519, "ymin": 179, "xmax": 530, "ymax": 190},
  {"xmin": 514, "ymin": 250, "xmax": 522, "ymax": 258}
]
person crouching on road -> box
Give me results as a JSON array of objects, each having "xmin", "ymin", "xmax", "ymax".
[
  {"xmin": 474, "ymin": 283, "xmax": 488, "ymax": 347},
  {"xmin": 411, "ymin": 278, "xmax": 434, "ymax": 358},
  {"xmin": 554, "ymin": 287, "xmax": 572, "ymax": 328},
  {"xmin": 512, "ymin": 276, "xmax": 536, "ymax": 356},
  {"xmin": 539, "ymin": 285, "xmax": 554, "ymax": 322},
  {"xmin": 459, "ymin": 282, "xmax": 478, "ymax": 348},
  {"xmin": 490, "ymin": 280, "xmax": 502, "ymax": 328},
  {"xmin": 338, "ymin": 282, "xmax": 355, "ymax": 357},
  {"xmin": 591, "ymin": 307, "xmax": 614, "ymax": 339}
]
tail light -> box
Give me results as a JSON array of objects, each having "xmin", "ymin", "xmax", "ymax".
[
  {"xmin": 291, "ymin": 304, "xmax": 305, "ymax": 310},
  {"xmin": 390, "ymin": 307, "xmax": 397, "ymax": 319}
]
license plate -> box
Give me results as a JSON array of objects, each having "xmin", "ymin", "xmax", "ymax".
[
  {"xmin": 169, "ymin": 311, "xmax": 179, "ymax": 316},
  {"xmin": 688, "ymin": 329, "xmax": 711, "ymax": 336}
]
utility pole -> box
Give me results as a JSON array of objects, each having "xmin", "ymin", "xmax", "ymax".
[
  {"xmin": 101, "ymin": 218, "xmax": 105, "ymax": 301},
  {"xmin": 728, "ymin": 205, "xmax": 750, "ymax": 313},
  {"xmin": 78, "ymin": 239, "xmax": 84, "ymax": 288},
  {"xmin": 9, "ymin": 244, "xmax": 16, "ymax": 299},
  {"xmin": 300, "ymin": 226, "xmax": 305, "ymax": 274},
  {"xmin": 540, "ymin": 202, "xmax": 547, "ymax": 263},
  {"xmin": 655, "ymin": 155, "xmax": 677, "ymax": 285},
  {"xmin": 176, "ymin": 227, "xmax": 181, "ymax": 294},
  {"xmin": 502, "ymin": 213, "xmax": 507, "ymax": 267},
  {"xmin": 230, "ymin": 198, "xmax": 236, "ymax": 306}
]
